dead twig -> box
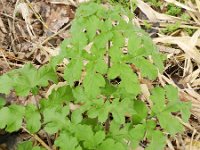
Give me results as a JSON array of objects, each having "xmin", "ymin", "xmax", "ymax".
[{"xmin": 22, "ymin": 126, "xmax": 52, "ymax": 150}]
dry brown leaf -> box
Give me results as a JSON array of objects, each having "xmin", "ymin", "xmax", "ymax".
[
  {"xmin": 136, "ymin": 0, "xmax": 181, "ymax": 22},
  {"xmin": 46, "ymin": 81, "xmax": 67, "ymax": 98},
  {"xmin": 45, "ymin": 5, "xmax": 70, "ymax": 33},
  {"xmin": 157, "ymin": 45, "xmax": 181, "ymax": 54},
  {"xmin": 0, "ymin": 17, "xmax": 7, "ymax": 33},
  {"xmin": 0, "ymin": 31, "xmax": 5, "ymax": 47},
  {"xmin": 186, "ymin": 1, "xmax": 200, "ymax": 24},
  {"xmin": 41, "ymin": 46, "xmax": 60, "ymax": 56},
  {"xmin": 185, "ymin": 88, "xmax": 200, "ymax": 102},
  {"xmin": 153, "ymin": 31, "xmax": 200, "ymax": 64},
  {"xmin": 77, "ymin": 0, "xmax": 90, "ymax": 4},
  {"xmin": 140, "ymin": 84, "xmax": 152, "ymax": 106},
  {"xmin": 136, "ymin": 0, "xmax": 157, "ymax": 22},
  {"xmin": 183, "ymin": 69, "xmax": 200, "ymax": 84},
  {"xmin": 195, "ymin": 0, "xmax": 200, "ymax": 13},
  {"xmin": 50, "ymin": 0, "xmax": 76, "ymax": 6},
  {"xmin": 191, "ymin": 78, "xmax": 200, "ymax": 87},
  {"xmin": 190, "ymin": 29, "xmax": 200, "ymax": 47},
  {"xmin": 183, "ymin": 57, "xmax": 193, "ymax": 77},
  {"xmin": 185, "ymin": 138, "xmax": 200, "ymax": 150},
  {"xmin": 15, "ymin": 2, "xmax": 35, "ymax": 38}
]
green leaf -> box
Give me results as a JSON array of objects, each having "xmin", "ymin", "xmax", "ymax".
[
  {"xmin": 99, "ymin": 19, "xmax": 113, "ymax": 32},
  {"xmin": 17, "ymin": 141, "xmax": 33, "ymax": 150},
  {"xmin": 150, "ymin": 87, "xmax": 165, "ymax": 113},
  {"xmin": 49, "ymin": 55, "xmax": 64, "ymax": 68},
  {"xmin": 129, "ymin": 124, "xmax": 146, "ymax": 148},
  {"xmin": 87, "ymin": 99, "xmax": 110, "ymax": 123},
  {"xmin": 157, "ymin": 112, "xmax": 183, "ymax": 135},
  {"xmin": 109, "ymin": 121, "xmax": 129, "ymax": 141},
  {"xmin": 64, "ymin": 59, "xmax": 83, "ymax": 86},
  {"xmin": 75, "ymin": 124, "xmax": 93, "ymax": 141},
  {"xmin": 146, "ymin": 130, "xmax": 166, "ymax": 150},
  {"xmin": 85, "ymin": 15, "xmax": 100, "ymax": 40},
  {"xmin": 108, "ymin": 63, "xmax": 140, "ymax": 95},
  {"xmin": 48, "ymin": 86, "xmax": 73, "ymax": 104},
  {"xmin": 95, "ymin": 59, "xmax": 108, "ymax": 74},
  {"xmin": 84, "ymin": 131, "xmax": 105, "ymax": 149},
  {"xmin": 164, "ymin": 85, "xmax": 179, "ymax": 102},
  {"xmin": 36, "ymin": 64, "xmax": 57, "ymax": 86},
  {"xmin": 98, "ymin": 138, "xmax": 126, "ymax": 150},
  {"xmin": 71, "ymin": 109, "xmax": 83, "ymax": 124},
  {"xmin": 132, "ymin": 100, "xmax": 148, "ymax": 124},
  {"xmin": 119, "ymin": 64, "xmax": 140, "ymax": 95},
  {"xmin": 32, "ymin": 146, "xmax": 45, "ymax": 150},
  {"xmin": 94, "ymin": 131, "xmax": 105, "ymax": 145},
  {"xmin": 7, "ymin": 105, "xmax": 25, "ymax": 132},
  {"xmin": 0, "ymin": 105, "xmax": 25, "ymax": 132},
  {"xmin": 0, "ymin": 95, "xmax": 6, "ymax": 108},
  {"xmin": 108, "ymin": 63, "xmax": 121, "ymax": 79},
  {"xmin": 152, "ymin": 53, "xmax": 166, "ymax": 72},
  {"xmin": 111, "ymin": 98, "xmax": 135, "ymax": 124},
  {"xmin": 132, "ymin": 57, "xmax": 158, "ymax": 80},
  {"xmin": 180, "ymin": 102, "xmax": 191, "ymax": 122},
  {"xmin": 0, "ymin": 74, "xmax": 13, "ymax": 94},
  {"xmin": 76, "ymin": 2, "xmax": 99, "ymax": 17},
  {"xmin": 55, "ymin": 131, "xmax": 81, "ymax": 150},
  {"xmin": 85, "ymin": 58, "xmax": 108, "ymax": 74},
  {"xmin": 150, "ymin": 85, "xmax": 190, "ymax": 134},
  {"xmin": 101, "ymin": 80, "xmax": 117, "ymax": 97},
  {"xmin": 128, "ymin": 33, "xmax": 143, "ymax": 56},
  {"xmin": 17, "ymin": 141, "xmax": 45, "ymax": 150},
  {"xmin": 72, "ymin": 86, "xmax": 88, "ymax": 102},
  {"xmin": 112, "ymin": 31, "xmax": 124, "ymax": 48},
  {"xmin": 83, "ymin": 73, "xmax": 105, "ymax": 98},
  {"xmin": 2, "ymin": 63, "xmax": 57, "ymax": 96},
  {"xmin": 0, "ymin": 107, "xmax": 9, "ymax": 129},
  {"xmin": 43, "ymin": 106, "xmax": 69, "ymax": 134},
  {"xmin": 25, "ymin": 104, "xmax": 41, "ymax": 133},
  {"xmin": 72, "ymin": 32, "xmax": 88, "ymax": 50},
  {"xmin": 109, "ymin": 46, "xmax": 123, "ymax": 63},
  {"xmin": 13, "ymin": 63, "xmax": 37, "ymax": 96},
  {"xmin": 94, "ymin": 32, "xmax": 113, "ymax": 49}
]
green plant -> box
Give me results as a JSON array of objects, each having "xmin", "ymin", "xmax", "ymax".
[
  {"xmin": 95, "ymin": 0, "xmax": 137, "ymax": 11},
  {"xmin": 184, "ymin": 28, "xmax": 196, "ymax": 36},
  {"xmin": 181, "ymin": 13, "xmax": 191, "ymax": 21},
  {"xmin": 166, "ymin": 3, "xmax": 182, "ymax": 16},
  {"xmin": 0, "ymin": 2, "xmax": 191, "ymax": 150},
  {"xmin": 143, "ymin": 20, "xmax": 152, "ymax": 30},
  {"xmin": 161, "ymin": 22, "xmax": 181, "ymax": 34},
  {"xmin": 144, "ymin": 0, "xmax": 162, "ymax": 8}
]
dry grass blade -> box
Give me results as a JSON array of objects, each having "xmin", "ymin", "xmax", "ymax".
[
  {"xmin": 136, "ymin": 0, "xmax": 181, "ymax": 22},
  {"xmin": 136, "ymin": 0, "xmax": 157, "ymax": 21},
  {"xmin": 153, "ymin": 31, "xmax": 200, "ymax": 64},
  {"xmin": 50, "ymin": 0, "xmax": 77, "ymax": 6},
  {"xmin": 0, "ymin": 17, "xmax": 7, "ymax": 33},
  {"xmin": 15, "ymin": 2, "xmax": 35, "ymax": 38},
  {"xmin": 164, "ymin": 0, "xmax": 196, "ymax": 12},
  {"xmin": 195, "ymin": 0, "xmax": 200, "ymax": 13}
]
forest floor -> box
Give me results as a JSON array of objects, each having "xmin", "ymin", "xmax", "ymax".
[{"xmin": 1, "ymin": 0, "xmax": 200, "ymax": 149}]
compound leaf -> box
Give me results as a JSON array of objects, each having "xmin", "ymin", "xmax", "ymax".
[
  {"xmin": 64, "ymin": 59, "xmax": 83, "ymax": 86},
  {"xmin": 25, "ymin": 104, "xmax": 41, "ymax": 133},
  {"xmin": 83, "ymin": 73, "xmax": 105, "ymax": 98}
]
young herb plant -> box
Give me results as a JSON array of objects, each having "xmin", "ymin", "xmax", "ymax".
[{"xmin": 0, "ymin": 2, "xmax": 191, "ymax": 150}]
